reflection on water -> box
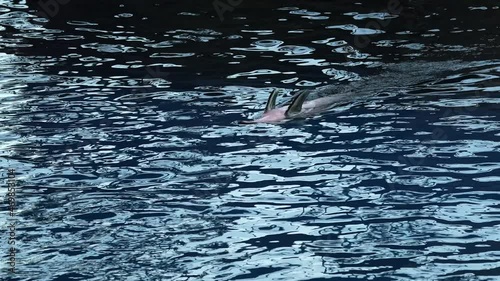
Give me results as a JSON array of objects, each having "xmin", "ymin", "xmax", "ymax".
[{"xmin": 1, "ymin": 0, "xmax": 500, "ymax": 280}]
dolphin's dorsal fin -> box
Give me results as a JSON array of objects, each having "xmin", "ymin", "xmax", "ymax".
[
  {"xmin": 285, "ymin": 90, "xmax": 309, "ymax": 117},
  {"xmin": 264, "ymin": 89, "xmax": 280, "ymax": 113}
]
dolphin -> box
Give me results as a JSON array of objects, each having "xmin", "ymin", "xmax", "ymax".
[{"xmin": 240, "ymin": 86, "xmax": 357, "ymax": 124}]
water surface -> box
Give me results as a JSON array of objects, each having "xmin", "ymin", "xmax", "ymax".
[{"xmin": 0, "ymin": 0, "xmax": 499, "ymax": 280}]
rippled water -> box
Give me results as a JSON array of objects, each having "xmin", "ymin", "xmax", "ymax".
[{"xmin": 1, "ymin": 0, "xmax": 500, "ymax": 280}]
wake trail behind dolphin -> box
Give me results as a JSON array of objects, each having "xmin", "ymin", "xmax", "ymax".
[{"xmin": 241, "ymin": 60, "xmax": 477, "ymax": 124}]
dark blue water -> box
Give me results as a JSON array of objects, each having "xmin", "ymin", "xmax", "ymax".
[{"xmin": 1, "ymin": 0, "xmax": 499, "ymax": 280}]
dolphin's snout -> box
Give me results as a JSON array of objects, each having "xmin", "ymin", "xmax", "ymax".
[{"xmin": 238, "ymin": 120, "xmax": 256, "ymax": 125}]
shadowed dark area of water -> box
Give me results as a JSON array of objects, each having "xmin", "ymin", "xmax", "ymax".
[{"xmin": 0, "ymin": 0, "xmax": 499, "ymax": 280}]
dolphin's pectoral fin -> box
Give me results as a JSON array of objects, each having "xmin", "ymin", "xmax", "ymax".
[
  {"xmin": 285, "ymin": 90, "xmax": 309, "ymax": 117},
  {"xmin": 264, "ymin": 89, "xmax": 280, "ymax": 113}
]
